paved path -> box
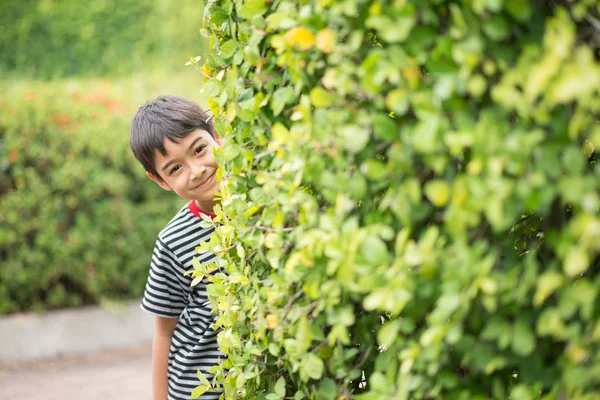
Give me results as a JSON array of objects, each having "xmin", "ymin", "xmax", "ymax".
[{"xmin": 0, "ymin": 344, "xmax": 152, "ymax": 399}]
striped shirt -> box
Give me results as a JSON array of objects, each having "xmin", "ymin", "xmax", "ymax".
[{"xmin": 141, "ymin": 201, "xmax": 224, "ymax": 400}]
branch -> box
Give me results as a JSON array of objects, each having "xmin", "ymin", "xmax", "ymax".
[
  {"xmin": 585, "ymin": 14, "xmax": 600, "ymax": 32},
  {"xmin": 214, "ymin": 243, "xmax": 236, "ymax": 253},
  {"xmin": 256, "ymin": 225, "xmax": 295, "ymax": 232}
]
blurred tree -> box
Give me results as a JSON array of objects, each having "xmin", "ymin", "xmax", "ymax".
[{"xmin": 0, "ymin": 0, "xmax": 206, "ymax": 79}]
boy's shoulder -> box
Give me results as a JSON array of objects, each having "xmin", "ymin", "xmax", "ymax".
[{"xmin": 156, "ymin": 202, "xmax": 197, "ymax": 241}]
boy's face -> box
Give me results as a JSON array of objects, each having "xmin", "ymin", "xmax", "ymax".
[{"xmin": 147, "ymin": 128, "xmax": 223, "ymax": 213}]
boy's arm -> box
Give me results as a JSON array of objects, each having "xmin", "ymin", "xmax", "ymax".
[{"xmin": 152, "ymin": 316, "xmax": 179, "ymax": 400}]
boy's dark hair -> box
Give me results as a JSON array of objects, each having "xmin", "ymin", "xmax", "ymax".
[{"xmin": 130, "ymin": 95, "xmax": 215, "ymax": 178}]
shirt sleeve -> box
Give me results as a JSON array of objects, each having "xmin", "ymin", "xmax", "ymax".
[{"xmin": 141, "ymin": 239, "xmax": 188, "ymax": 318}]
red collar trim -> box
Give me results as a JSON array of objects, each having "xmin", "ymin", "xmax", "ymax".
[{"xmin": 188, "ymin": 201, "xmax": 216, "ymax": 220}]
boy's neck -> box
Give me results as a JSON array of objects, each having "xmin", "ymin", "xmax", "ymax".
[{"xmin": 188, "ymin": 200, "xmax": 216, "ymax": 220}]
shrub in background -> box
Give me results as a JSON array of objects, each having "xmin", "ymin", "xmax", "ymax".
[
  {"xmin": 0, "ymin": 83, "xmax": 182, "ymax": 314},
  {"xmin": 194, "ymin": 0, "xmax": 600, "ymax": 399}
]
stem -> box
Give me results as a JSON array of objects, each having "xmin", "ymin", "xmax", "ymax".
[{"xmin": 214, "ymin": 243, "xmax": 236, "ymax": 253}]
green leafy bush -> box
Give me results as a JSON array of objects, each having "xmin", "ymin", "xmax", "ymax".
[
  {"xmin": 192, "ymin": 0, "xmax": 600, "ymax": 399},
  {"xmin": 0, "ymin": 0, "xmax": 205, "ymax": 79},
  {"xmin": 0, "ymin": 82, "xmax": 182, "ymax": 314}
]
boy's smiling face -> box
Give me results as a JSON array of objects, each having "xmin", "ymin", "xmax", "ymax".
[{"xmin": 147, "ymin": 128, "xmax": 222, "ymax": 213}]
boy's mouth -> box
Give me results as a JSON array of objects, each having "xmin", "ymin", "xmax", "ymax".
[{"xmin": 194, "ymin": 173, "xmax": 215, "ymax": 190}]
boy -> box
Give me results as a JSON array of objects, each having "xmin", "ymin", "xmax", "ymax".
[{"xmin": 130, "ymin": 95, "xmax": 224, "ymax": 400}]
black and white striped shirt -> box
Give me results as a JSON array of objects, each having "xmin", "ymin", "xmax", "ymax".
[{"xmin": 142, "ymin": 201, "xmax": 224, "ymax": 400}]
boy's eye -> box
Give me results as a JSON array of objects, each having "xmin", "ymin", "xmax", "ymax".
[
  {"xmin": 169, "ymin": 165, "xmax": 181, "ymax": 175},
  {"xmin": 194, "ymin": 145, "xmax": 206, "ymax": 155}
]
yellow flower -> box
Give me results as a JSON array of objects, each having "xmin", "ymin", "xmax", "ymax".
[
  {"xmin": 316, "ymin": 28, "xmax": 336, "ymax": 54},
  {"xmin": 285, "ymin": 27, "xmax": 315, "ymax": 51}
]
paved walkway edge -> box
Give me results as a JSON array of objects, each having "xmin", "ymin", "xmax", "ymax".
[{"xmin": 0, "ymin": 299, "xmax": 153, "ymax": 365}]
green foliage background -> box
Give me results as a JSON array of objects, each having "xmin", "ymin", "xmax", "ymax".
[
  {"xmin": 0, "ymin": 83, "xmax": 184, "ymax": 314},
  {"xmin": 194, "ymin": 0, "xmax": 600, "ymax": 399},
  {"xmin": 0, "ymin": 0, "xmax": 209, "ymax": 314},
  {"xmin": 0, "ymin": 0, "xmax": 204, "ymax": 79}
]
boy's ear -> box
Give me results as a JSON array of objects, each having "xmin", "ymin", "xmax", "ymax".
[
  {"xmin": 214, "ymin": 132, "xmax": 223, "ymax": 147},
  {"xmin": 146, "ymin": 171, "xmax": 172, "ymax": 191}
]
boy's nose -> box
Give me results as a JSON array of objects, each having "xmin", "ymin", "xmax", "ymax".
[{"xmin": 190, "ymin": 163, "xmax": 207, "ymax": 180}]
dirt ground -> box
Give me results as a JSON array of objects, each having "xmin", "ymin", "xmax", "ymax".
[{"xmin": 0, "ymin": 343, "xmax": 152, "ymax": 400}]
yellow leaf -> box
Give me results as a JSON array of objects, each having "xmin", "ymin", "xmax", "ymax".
[
  {"xmin": 265, "ymin": 232, "xmax": 278, "ymax": 248},
  {"xmin": 266, "ymin": 313, "xmax": 278, "ymax": 329},
  {"xmin": 284, "ymin": 27, "xmax": 315, "ymax": 51},
  {"xmin": 533, "ymin": 272, "xmax": 564, "ymax": 307},
  {"xmin": 566, "ymin": 343, "xmax": 588, "ymax": 364},
  {"xmin": 480, "ymin": 277, "xmax": 498, "ymax": 295},
  {"xmin": 582, "ymin": 139, "xmax": 595, "ymax": 158},
  {"xmin": 201, "ymin": 63, "xmax": 212, "ymax": 77},
  {"xmin": 467, "ymin": 158, "xmax": 483, "ymax": 175},
  {"xmin": 321, "ymin": 69, "xmax": 337, "ymax": 90},
  {"xmin": 309, "ymin": 87, "xmax": 334, "ymax": 108},
  {"xmin": 402, "ymin": 67, "xmax": 420, "ymax": 89},
  {"xmin": 191, "ymin": 385, "xmax": 209, "ymax": 399},
  {"xmin": 424, "ymin": 180, "xmax": 451, "ymax": 208},
  {"xmin": 273, "ymin": 213, "xmax": 285, "ymax": 228},
  {"xmin": 524, "ymin": 54, "xmax": 560, "ymax": 104},
  {"xmin": 244, "ymin": 205, "xmax": 260, "ymax": 218},
  {"xmin": 316, "ymin": 28, "xmax": 336, "ymax": 54},
  {"xmin": 564, "ymin": 247, "xmax": 589, "ymax": 277}
]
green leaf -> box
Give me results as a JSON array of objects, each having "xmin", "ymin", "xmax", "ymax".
[
  {"xmin": 220, "ymin": 40, "xmax": 238, "ymax": 59},
  {"xmin": 268, "ymin": 342, "xmax": 280, "ymax": 356},
  {"xmin": 385, "ymin": 89, "xmax": 409, "ymax": 115},
  {"xmin": 191, "ymin": 276, "xmax": 204, "ymax": 287},
  {"xmin": 360, "ymin": 160, "xmax": 387, "ymax": 180},
  {"xmin": 316, "ymin": 378, "xmax": 336, "ymax": 399},
  {"xmin": 367, "ymin": 12, "xmax": 415, "ymax": 43},
  {"xmin": 373, "ymin": 114, "xmax": 397, "ymax": 141},
  {"xmin": 294, "ymin": 390, "xmax": 307, "ymax": 400},
  {"xmin": 485, "ymin": 0, "xmax": 503, "ymax": 12},
  {"xmin": 339, "ymin": 125, "xmax": 369, "ymax": 153},
  {"xmin": 296, "ymin": 315, "xmax": 313, "ymax": 351},
  {"xmin": 207, "ymin": 8, "xmax": 228, "ymax": 25},
  {"xmin": 363, "ymin": 291, "xmax": 386, "ymax": 311},
  {"xmin": 424, "ymin": 180, "xmax": 451, "ymax": 208},
  {"xmin": 274, "ymin": 377, "xmax": 286, "ymax": 397},
  {"xmin": 512, "ymin": 319, "xmax": 535, "ymax": 356},
  {"xmin": 191, "ymin": 385, "xmax": 209, "ymax": 399},
  {"xmin": 222, "ymin": 142, "xmax": 242, "ymax": 161},
  {"xmin": 505, "ymin": 0, "xmax": 532, "ymax": 21},
  {"xmin": 533, "ymin": 272, "xmax": 564, "ymax": 307},
  {"xmin": 426, "ymin": 58, "xmax": 458, "ymax": 74},
  {"xmin": 481, "ymin": 317, "xmax": 510, "ymax": 341},
  {"xmin": 238, "ymin": 0, "xmax": 268, "ymax": 19},
  {"xmin": 412, "ymin": 116, "xmax": 440, "ymax": 153},
  {"xmin": 192, "ymin": 257, "xmax": 203, "ymax": 270},
  {"xmin": 301, "ymin": 353, "xmax": 324, "ymax": 380},
  {"xmin": 564, "ymin": 247, "xmax": 589, "ymax": 277},
  {"xmin": 378, "ymin": 320, "xmax": 401, "ymax": 347},
  {"xmin": 197, "ymin": 369, "xmax": 211, "ymax": 387},
  {"xmin": 271, "ymin": 87, "xmax": 295, "ymax": 116},
  {"xmin": 483, "ymin": 15, "xmax": 510, "ymax": 41},
  {"xmin": 510, "ymin": 385, "xmax": 533, "ymax": 400},
  {"xmin": 359, "ymin": 235, "xmax": 388, "ymax": 266},
  {"xmin": 309, "ymin": 87, "xmax": 334, "ymax": 108},
  {"xmin": 369, "ymin": 372, "xmax": 392, "ymax": 393}
]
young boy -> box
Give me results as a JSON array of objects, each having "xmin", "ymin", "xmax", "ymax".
[{"xmin": 130, "ymin": 95, "xmax": 224, "ymax": 400}]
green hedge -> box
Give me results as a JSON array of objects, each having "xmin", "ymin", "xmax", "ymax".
[
  {"xmin": 0, "ymin": 0, "xmax": 205, "ymax": 79},
  {"xmin": 0, "ymin": 82, "xmax": 182, "ymax": 314},
  {"xmin": 192, "ymin": 0, "xmax": 599, "ymax": 399}
]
